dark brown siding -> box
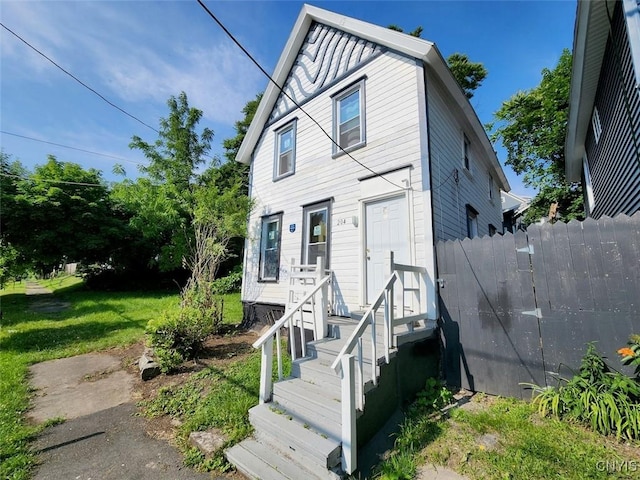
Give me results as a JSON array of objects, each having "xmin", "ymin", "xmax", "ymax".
[{"xmin": 586, "ymin": 0, "xmax": 640, "ymax": 218}]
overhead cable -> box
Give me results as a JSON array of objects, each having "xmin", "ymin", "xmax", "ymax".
[
  {"xmin": 195, "ymin": 0, "xmax": 405, "ymax": 191},
  {"xmin": 0, "ymin": 130, "xmax": 145, "ymax": 166},
  {"xmin": 0, "ymin": 22, "xmax": 159, "ymax": 133}
]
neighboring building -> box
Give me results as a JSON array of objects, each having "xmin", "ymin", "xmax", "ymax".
[
  {"xmin": 238, "ymin": 4, "xmax": 509, "ymax": 323},
  {"xmin": 565, "ymin": 0, "xmax": 640, "ymax": 218},
  {"xmin": 501, "ymin": 191, "xmax": 531, "ymax": 233}
]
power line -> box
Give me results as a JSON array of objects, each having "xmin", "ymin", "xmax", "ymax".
[
  {"xmin": 0, "ymin": 22, "xmax": 159, "ymax": 134},
  {"xmin": 0, "ymin": 172, "xmax": 105, "ymax": 188},
  {"xmin": 196, "ymin": 0, "xmax": 405, "ymax": 191},
  {"xmin": 0, "ymin": 130, "xmax": 146, "ymax": 166}
]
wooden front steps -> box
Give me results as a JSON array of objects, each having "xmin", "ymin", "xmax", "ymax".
[{"xmin": 226, "ymin": 315, "xmax": 437, "ymax": 478}]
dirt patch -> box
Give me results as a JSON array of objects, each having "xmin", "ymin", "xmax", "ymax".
[{"xmin": 109, "ymin": 329, "xmax": 259, "ymax": 445}]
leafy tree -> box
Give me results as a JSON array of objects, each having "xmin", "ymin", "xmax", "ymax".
[
  {"xmin": 2, "ymin": 155, "xmax": 123, "ymax": 274},
  {"xmin": 445, "ymin": 53, "xmax": 488, "ymax": 99},
  {"xmin": 218, "ymin": 93, "xmax": 262, "ymax": 195},
  {"xmin": 114, "ymin": 91, "xmax": 251, "ymax": 282},
  {"xmin": 387, "ymin": 26, "xmax": 487, "ymax": 98},
  {"xmin": 490, "ymin": 49, "xmax": 583, "ymax": 223},
  {"xmin": 114, "ymin": 92, "xmax": 216, "ymax": 272}
]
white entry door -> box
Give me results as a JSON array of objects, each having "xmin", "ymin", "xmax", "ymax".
[{"xmin": 365, "ymin": 195, "xmax": 410, "ymax": 304}]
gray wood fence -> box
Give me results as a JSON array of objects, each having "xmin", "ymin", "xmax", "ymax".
[{"xmin": 436, "ymin": 213, "xmax": 640, "ymax": 399}]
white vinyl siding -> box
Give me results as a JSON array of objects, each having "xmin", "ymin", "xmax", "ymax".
[
  {"xmin": 243, "ymin": 51, "xmax": 427, "ymax": 313},
  {"xmin": 427, "ymin": 71, "xmax": 504, "ymax": 241}
]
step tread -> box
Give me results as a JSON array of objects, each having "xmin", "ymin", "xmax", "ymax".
[
  {"xmin": 249, "ymin": 404, "xmax": 340, "ymax": 467},
  {"xmin": 274, "ymin": 377, "xmax": 341, "ymax": 410},
  {"xmin": 226, "ymin": 439, "xmax": 338, "ymax": 480}
]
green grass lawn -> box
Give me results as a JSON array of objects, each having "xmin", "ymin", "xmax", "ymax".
[
  {"xmin": 0, "ymin": 277, "xmax": 244, "ymax": 480},
  {"xmin": 374, "ymin": 393, "xmax": 640, "ymax": 480}
]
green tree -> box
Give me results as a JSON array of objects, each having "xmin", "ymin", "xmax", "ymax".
[
  {"xmin": 446, "ymin": 53, "xmax": 488, "ymax": 99},
  {"xmin": 387, "ymin": 26, "xmax": 487, "ymax": 98},
  {"xmin": 114, "ymin": 92, "xmax": 216, "ymax": 271},
  {"xmin": 114, "ymin": 91, "xmax": 251, "ymax": 279},
  {"xmin": 2, "ymin": 155, "xmax": 123, "ymax": 274},
  {"xmin": 490, "ymin": 49, "xmax": 583, "ymax": 223}
]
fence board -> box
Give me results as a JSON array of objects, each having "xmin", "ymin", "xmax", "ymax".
[{"xmin": 437, "ymin": 213, "xmax": 640, "ymax": 398}]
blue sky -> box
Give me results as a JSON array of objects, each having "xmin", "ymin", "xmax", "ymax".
[{"xmin": 1, "ymin": 0, "xmax": 577, "ymax": 196}]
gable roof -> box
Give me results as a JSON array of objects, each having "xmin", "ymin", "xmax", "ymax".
[{"xmin": 236, "ymin": 3, "xmax": 509, "ymax": 191}]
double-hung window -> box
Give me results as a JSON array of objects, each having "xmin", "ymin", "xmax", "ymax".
[
  {"xmin": 333, "ymin": 79, "xmax": 366, "ymax": 154},
  {"xmin": 274, "ymin": 120, "xmax": 296, "ymax": 180},
  {"xmin": 259, "ymin": 213, "xmax": 283, "ymax": 281},
  {"xmin": 463, "ymin": 134, "xmax": 471, "ymax": 171}
]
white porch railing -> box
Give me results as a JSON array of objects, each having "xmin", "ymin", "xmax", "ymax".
[
  {"xmin": 331, "ymin": 251, "xmax": 428, "ymax": 474},
  {"xmin": 252, "ymin": 257, "xmax": 332, "ymax": 404}
]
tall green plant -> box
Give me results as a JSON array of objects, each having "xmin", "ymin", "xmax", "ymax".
[{"xmin": 525, "ymin": 343, "xmax": 640, "ymax": 440}]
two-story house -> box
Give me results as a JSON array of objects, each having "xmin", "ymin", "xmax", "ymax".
[
  {"xmin": 238, "ymin": 4, "xmax": 509, "ymax": 325},
  {"xmin": 227, "ymin": 4, "xmax": 510, "ymax": 477},
  {"xmin": 565, "ymin": 0, "xmax": 640, "ymax": 218}
]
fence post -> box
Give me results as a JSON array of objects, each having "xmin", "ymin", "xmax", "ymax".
[
  {"xmin": 259, "ymin": 337, "xmax": 274, "ymax": 404},
  {"xmin": 341, "ymin": 354, "xmax": 357, "ymax": 474}
]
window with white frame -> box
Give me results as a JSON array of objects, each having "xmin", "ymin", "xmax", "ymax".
[
  {"xmin": 463, "ymin": 133, "xmax": 471, "ymax": 171},
  {"xmin": 274, "ymin": 120, "xmax": 296, "ymax": 180},
  {"xmin": 591, "ymin": 106, "xmax": 602, "ymax": 144},
  {"xmin": 259, "ymin": 213, "xmax": 282, "ymax": 281},
  {"xmin": 466, "ymin": 204, "xmax": 478, "ymax": 239},
  {"xmin": 333, "ymin": 79, "xmax": 366, "ymax": 154}
]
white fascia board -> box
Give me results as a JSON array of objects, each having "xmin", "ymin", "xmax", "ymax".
[
  {"xmin": 236, "ymin": 7, "xmax": 313, "ymax": 165},
  {"xmin": 565, "ymin": 0, "xmax": 613, "ymax": 182}
]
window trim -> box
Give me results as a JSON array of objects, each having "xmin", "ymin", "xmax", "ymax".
[
  {"xmin": 591, "ymin": 106, "xmax": 602, "ymax": 144},
  {"xmin": 462, "ymin": 133, "xmax": 471, "ymax": 172},
  {"xmin": 273, "ymin": 119, "xmax": 297, "ymax": 181},
  {"xmin": 583, "ymin": 154, "xmax": 596, "ymax": 214},
  {"xmin": 332, "ymin": 78, "xmax": 366, "ymax": 157},
  {"xmin": 258, "ymin": 213, "xmax": 283, "ymax": 282},
  {"xmin": 488, "ymin": 224, "xmax": 497, "ymax": 237},
  {"xmin": 301, "ymin": 200, "xmax": 332, "ymax": 270},
  {"xmin": 488, "ymin": 174, "xmax": 495, "ymax": 201},
  {"xmin": 466, "ymin": 204, "xmax": 478, "ymax": 239}
]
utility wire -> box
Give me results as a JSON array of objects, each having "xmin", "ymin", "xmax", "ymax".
[
  {"xmin": 196, "ymin": 0, "xmax": 405, "ymax": 190},
  {"xmin": 0, "ymin": 22, "xmax": 159, "ymax": 134},
  {"xmin": 0, "ymin": 172, "xmax": 105, "ymax": 187},
  {"xmin": 0, "ymin": 130, "xmax": 146, "ymax": 166}
]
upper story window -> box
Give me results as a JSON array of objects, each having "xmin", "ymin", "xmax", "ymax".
[
  {"xmin": 591, "ymin": 106, "xmax": 602, "ymax": 144},
  {"xmin": 274, "ymin": 120, "xmax": 296, "ymax": 180},
  {"xmin": 463, "ymin": 133, "xmax": 471, "ymax": 171},
  {"xmin": 333, "ymin": 79, "xmax": 366, "ymax": 155}
]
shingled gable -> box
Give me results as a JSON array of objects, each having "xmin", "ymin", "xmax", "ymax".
[{"xmin": 235, "ymin": 3, "xmax": 509, "ymax": 190}]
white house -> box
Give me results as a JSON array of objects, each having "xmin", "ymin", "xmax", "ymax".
[
  {"xmin": 238, "ymin": 4, "xmax": 509, "ymax": 325},
  {"xmin": 229, "ymin": 4, "xmax": 510, "ymax": 477}
]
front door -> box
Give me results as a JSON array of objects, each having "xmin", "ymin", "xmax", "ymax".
[{"xmin": 365, "ymin": 194, "xmax": 409, "ymax": 304}]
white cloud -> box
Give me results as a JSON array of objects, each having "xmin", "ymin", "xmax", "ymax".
[{"xmin": 1, "ymin": 1, "xmax": 264, "ymax": 127}]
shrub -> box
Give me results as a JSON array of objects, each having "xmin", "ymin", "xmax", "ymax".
[
  {"xmin": 525, "ymin": 343, "xmax": 640, "ymax": 440},
  {"xmin": 146, "ymin": 301, "xmax": 223, "ymax": 372},
  {"xmin": 211, "ymin": 267, "xmax": 242, "ymax": 295}
]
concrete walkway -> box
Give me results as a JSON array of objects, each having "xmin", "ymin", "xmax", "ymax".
[{"xmin": 25, "ymin": 280, "xmax": 70, "ymax": 313}]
